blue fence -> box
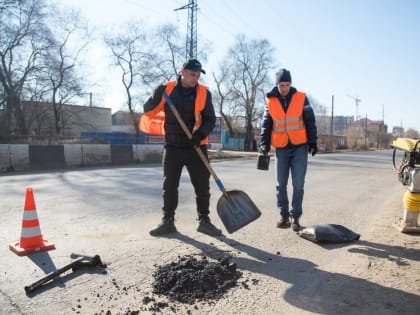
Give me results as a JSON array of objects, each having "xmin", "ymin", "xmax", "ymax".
[
  {"xmin": 80, "ymin": 132, "xmax": 164, "ymax": 145},
  {"xmin": 81, "ymin": 129, "xmax": 238, "ymax": 148}
]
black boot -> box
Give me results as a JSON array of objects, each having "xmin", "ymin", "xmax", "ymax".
[
  {"xmin": 149, "ymin": 215, "xmax": 176, "ymax": 236},
  {"xmin": 291, "ymin": 216, "xmax": 301, "ymax": 232},
  {"xmin": 197, "ymin": 216, "xmax": 222, "ymax": 236},
  {"xmin": 276, "ymin": 216, "xmax": 291, "ymax": 228}
]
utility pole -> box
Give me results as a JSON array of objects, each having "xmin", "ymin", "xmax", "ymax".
[
  {"xmin": 382, "ymin": 104, "xmax": 385, "ymax": 123},
  {"xmin": 330, "ymin": 95, "xmax": 334, "ymax": 137},
  {"xmin": 365, "ymin": 114, "xmax": 368, "ymax": 147},
  {"xmin": 330, "ymin": 95, "xmax": 334, "ymax": 151},
  {"xmin": 174, "ymin": 0, "xmax": 198, "ymax": 60}
]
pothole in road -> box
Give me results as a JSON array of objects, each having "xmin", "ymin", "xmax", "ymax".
[
  {"xmin": 151, "ymin": 255, "xmax": 242, "ymax": 305},
  {"xmin": 77, "ymin": 254, "xmax": 253, "ymax": 314}
]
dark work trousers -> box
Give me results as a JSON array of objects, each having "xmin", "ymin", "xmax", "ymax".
[{"xmin": 162, "ymin": 145, "xmax": 211, "ymax": 219}]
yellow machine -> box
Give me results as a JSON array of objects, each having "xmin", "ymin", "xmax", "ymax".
[
  {"xmin": 391, "ymin": 138, "xmax": 420, "ymax": 232},
  {"xmin": 391, "ymin": 138, "xmax": 420, "ymax": 192}
]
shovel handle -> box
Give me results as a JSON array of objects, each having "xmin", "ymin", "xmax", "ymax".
[
  {"xmin": 163, "ymin": 92, "xmax": 226, "ymax": 193},
  {"xmin": 24, "ymin": 257, "xmax": 85, "ymax": 294}
]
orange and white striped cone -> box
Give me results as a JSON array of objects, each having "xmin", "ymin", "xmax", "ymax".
[{"xmin": 9, "ymin": 188, "xmax": 55, "ymax": 256}]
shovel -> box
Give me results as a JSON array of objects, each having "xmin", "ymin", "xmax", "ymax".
[{"xmin": 163, "ymin": 92, "xmax": 261, "ymax": 233}]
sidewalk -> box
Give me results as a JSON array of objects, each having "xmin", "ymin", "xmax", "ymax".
[{"xmin": 208, "ymin": 149, "xmax": 258, "ymax": 160}]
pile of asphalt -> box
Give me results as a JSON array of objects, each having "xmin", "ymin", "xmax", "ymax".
[
  {"xmin": 84, "ymin": 255, "xmax": 246, "ymax": 314},
  {"xmin": 151, "ymin": 255, "xmax": 242, "ymax": 304}
]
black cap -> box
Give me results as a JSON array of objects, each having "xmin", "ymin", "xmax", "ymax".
[
  {"xmin": 182, "ymin": 59, "xmax": 206, "ymax": 74},
  {"xmin": 275, "ymin": 69, "xmax": 292, "ymax": 83}
]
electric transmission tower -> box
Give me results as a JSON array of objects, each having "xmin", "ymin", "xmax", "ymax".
[
  {"xmin": 347, "ymin": 94, "xmax": 362, "ymax": 121},
  {"xmin": 175, "ymin": 0, "xmax": 198, "ymax": 60}
]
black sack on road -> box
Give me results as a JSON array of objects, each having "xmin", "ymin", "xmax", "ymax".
[{"xmin": 298, "ymin": 224, "xmax": 360, "ymax": 243}]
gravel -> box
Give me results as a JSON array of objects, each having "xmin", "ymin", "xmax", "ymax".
[{"xmin": 151, "ymin": 255, "xmax": 242, "ymax": 305}]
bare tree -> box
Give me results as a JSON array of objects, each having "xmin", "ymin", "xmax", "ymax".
[
  {"xmin": 0, "ymin": 0, "xmax": 50, "ymax": 136},
  {"xmin": 42, "ymin": 9, "xmax": 90, "ymax": 135},
  {"xmin": 347, "ymin": 123, "xmax": 364, "ymax": 150},
  {"xmin": 308, "ymin": 95, "xmax": 329, "ymax": 135},
  {"xmin": 308, "ymin": 95, "xmax": 327, "ymax": 116},
  {"xmin": 104, "ymin": 21, "xmax": 156, "ymax": 141},
  {"xmin": 104, "ymin": 22, "xmax": 186, "ymax": 141},
  {"xmin": 150, "ymin": 24, "xmax": 184, "ymax": 83},
  {"xmin": 214, "ymin": 34, "xmax": 275, "ymax": 151},
  {"xmin": 377, "ymin": 126, "xmax": 392, "ymax": 149},
  {"xmin": 211, "ymin": 66, "xmax": 235, "ymax": 135},
  {"xmin": 405, "ymin": 128, "xmax": 419, "ymax": 139}
]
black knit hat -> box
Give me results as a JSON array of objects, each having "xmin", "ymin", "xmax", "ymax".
[
  {"xmin": 275, "ymin": 69, "xmax": 292, "ymax": 83},
  {"xmin": 182, "ymin": 59, "xmax": 206, "ymax": 74}
]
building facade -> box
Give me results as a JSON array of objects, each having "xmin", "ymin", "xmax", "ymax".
[{"xmin": 22, "ymin": 100, "xmax": 112, "ymax": 137}]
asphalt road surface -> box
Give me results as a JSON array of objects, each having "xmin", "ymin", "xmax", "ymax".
[{"xmin": 1, "ymin": 150, "xmax": 419, "ymax": 314}]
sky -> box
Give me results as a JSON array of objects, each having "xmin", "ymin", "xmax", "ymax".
[{"xmin": 54, "ymin": 0, "xmax": 420, "ymax": 131}]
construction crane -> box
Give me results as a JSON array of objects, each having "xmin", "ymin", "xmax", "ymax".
[
  {"xmin": 347, "ymin": 95, "xmax": 362, "ymax": 121},
  {"xmin": 174, "ymin": 0, "xmax": 198, "ymax": 60}
]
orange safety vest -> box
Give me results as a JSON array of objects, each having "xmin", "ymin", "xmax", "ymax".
[
  {"xmin": 267, "ymin": 91, "xmax": 307, "ymax": 147},
  {"xmin": 139, "ymin": 80, "xmax": 209, "ymax": 144}
]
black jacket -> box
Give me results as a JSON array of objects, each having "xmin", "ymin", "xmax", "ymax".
[
  {"xmin": 144, "ymin": 76, "xmax": 216, "ymax": 148},
  {"xmin": 260, "ymin": 86, "xmax": 317, "ymax": 150}
]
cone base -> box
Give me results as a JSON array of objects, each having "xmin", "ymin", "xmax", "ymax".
[{"xmin": 9, "ymin": 239, "xmax": 55, "ymax": 256}]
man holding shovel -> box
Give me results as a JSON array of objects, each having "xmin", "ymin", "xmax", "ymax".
[
  {"xmin": 260, "ymin": 69, "xmax": 318, "ymax": 232},
  {"xmin": 140, "ymin": 59, "xmax": 222, "ymax": 237}
]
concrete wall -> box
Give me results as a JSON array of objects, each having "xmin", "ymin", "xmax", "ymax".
[
  {"xmin": 133, "ymin": 144, "xmax": 164, "ymax": 163},
  {"xmin": 0, "ymin": 144, "xmax": 164, "ymax": 173},
  {"xmin": 0, "ymin": 144, "xmax": 29, "ymax": 172}
]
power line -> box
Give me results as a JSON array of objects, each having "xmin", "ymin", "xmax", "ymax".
[
  {"xmin": 221, "ymin": 0, "xmax": 263, "ymax": 38},
  {"xmin": 122, "ymin": 0, "xmax": 181, "ymax": 23},
  {"xmin": 197, "ymin": 8, "xmax": 237, "ymax": 37}
]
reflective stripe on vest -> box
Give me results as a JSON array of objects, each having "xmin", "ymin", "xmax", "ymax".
[
  {"xmin": 267, "ymin": 91, "xmax": 307, "ymax": 147},
  {"xmin": 139, "ymin": 81, "xmax": 209, "ymax": 144}
]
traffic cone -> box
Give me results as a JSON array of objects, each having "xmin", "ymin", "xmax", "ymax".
[{"xmin": 9, "ymin": 188, "xmax": 55, "ymax": 256}]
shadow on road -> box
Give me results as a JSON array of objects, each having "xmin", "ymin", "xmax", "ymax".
[
  {"xmin": 347, "ymin": 239, "xmax": 420, "ymax": 263},
  {"xmin": 167, "ymin": 232, "xmax": 420, "ymax": 314},
  {"xmin": 25, "ymin": 252, "xmax": 107, "ymax": 297}
]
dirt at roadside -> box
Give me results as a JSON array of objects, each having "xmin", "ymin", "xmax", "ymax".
[
  {"xmin": 322, "ymin": 196, "xmax": 420, "ymax": 314},
  {"xmin": 355, "ymin": 215, "xmax": 419, "ymax": 291}
]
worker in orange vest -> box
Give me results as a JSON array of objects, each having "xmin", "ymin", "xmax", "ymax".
[
  {"xmin": 140, "ymin": 59, "xmax": 222, "ymax": 237},
  {"xmin": 259, "ymin": 69, "xmax": 318, "ymax": 231}
]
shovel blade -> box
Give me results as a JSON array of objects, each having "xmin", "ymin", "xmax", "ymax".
[{"xmin": 216, "ymin": 190, "xmax": 261, "ymax": 233}]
